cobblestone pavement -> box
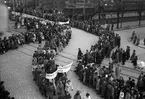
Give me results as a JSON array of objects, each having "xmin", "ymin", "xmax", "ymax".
[{"xmin": 1, "ymin": 19, "xmax": 145, "ymax": 99}]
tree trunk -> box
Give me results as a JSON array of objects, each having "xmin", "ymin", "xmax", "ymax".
[
  {"xmin": 116, "ymin": 10, "xmax": 120, "ymax": 29},
  {"xmin": 138, "ymin": 12, "xmax": 142, "ymax": 26},
  {"xmin": 120, "ymin": 12, "xmax": 124, "ymax": 28}
]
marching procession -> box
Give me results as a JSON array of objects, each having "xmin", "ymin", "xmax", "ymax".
[{"xmin": 1, "ymin": 8, "xmax": 72, "ymax": 99}]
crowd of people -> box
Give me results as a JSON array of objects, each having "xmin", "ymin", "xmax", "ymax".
[
  {"xmin": 0, "ymin": 7, "xmax": 72, "ymax": 99},
  {"xmin": 2, "ymin": 5, "xmax": 145, "ymax": 99},
  {"xmin": 73, "ymin": 21, "xmax": 145, "ymax": 99},
  {"xmin": 0, "ymin": 12, "xmax": 71, "ymax": 55},
  {"xmin": 32, "ymin": 44, "xmax": 73, "ymax": 99},
  {"xmin": 10, "ymin": 7, "xmax": 68, "ymax": 22}
]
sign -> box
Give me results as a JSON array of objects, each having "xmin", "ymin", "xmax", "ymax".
[
  {"xmin": 45, "ymin": 62, "xmax": 73, "ymax": 79},
  {"xmin": 46, "ymin": 69, "xmax": 58, "ymax": 80},
  {"xmin": 58, "ymin": 62, "xmax": 73, "ymax": 73},
  {"xmin": 58, "ymin": 21, "xmax": 70, "ymax": 25}
]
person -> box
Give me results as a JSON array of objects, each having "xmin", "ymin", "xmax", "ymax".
[
  {"xmin": 137, "ymin": 75, "xmax": 144, "ymax": 93},
  {"xmin": 115, "ymin": 64, "xmax": 121, "ymax": 79},
  {"xmin": 131, "ymin": 31, "xmax": 135, "ymax": 41},
  {"xmin": 74, "ymin": 90, "xmax": 83, "ymax": 99},
  {"xmin": 119, "ymin": 76, "xmax": 124, "ymax": 89},
  {"xmin": 133, "ymin": 55, "xmax": 138, "ymax": 68},
  {"xmin": 111, "ymin": 23, "xmax": 114, "ymax": 31},
  {"xmin": 136, "ymin": 36, "xmax": 140, "ymax": 46},
  {"xmin": 65, "ymin": 80, "xmax": 73, "ymax": 94},
  {"xmin": 84, "ymin": 93, "xmax": 91, "ymax": 99},
  {"xmin": 133, "ymin": 35, "xmax": 137, "ymax": 44},
  {"xmin": 77, "ymin": 48, "xmax": 83, "ymax": 60},
  {"xmin": 121, "ymin": 50, "xmax": 126, "ymax": 65},
  {"xmin": 65, "ymin": 91, "xmax": 72, "ymax": 99},
  {"xmin": 130, "ymin": 50, "xmax": 136, "ymax": 63},
  {"xmin": 125, "ymin": 46, "xmax": 130, "ymax": 60}
]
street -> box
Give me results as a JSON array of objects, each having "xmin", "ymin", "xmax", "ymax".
[{"xmin": 0, "ymin": 20, "xmax": 145, "ymax": 99}]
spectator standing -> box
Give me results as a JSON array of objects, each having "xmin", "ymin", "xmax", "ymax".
[
  {"xmin": 74, "ymin": 91, "xmax": 83, "ymax": 99},
  {"xmin": 77, "ymin": 48, "xmax": 83, "ymax": 60},
  {"xmin": 84, "ymin": 93, "xmax": 91, "ymax": 99},
  {"xmin": 111, "ymin": 23, "xmax": 114, "ymax": 31},
  {"xmin": 130, "ymin": 50, "xmax": 136, "ymax": 63},
  {"xmin": 126, "ymin": 46, "xmax": 130, "ymax": 60},
  {"xmin": 115, "ymin": 64, "xmax": 121, "ymax": 79}
]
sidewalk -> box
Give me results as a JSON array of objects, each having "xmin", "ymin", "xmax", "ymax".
[
  {"xmin": 112, "ymin": 21, "xmax": 145, "ymax": 49},
  {"xmin": 113, "ymin": 21, "xmax": 145, "ymax": 31}
]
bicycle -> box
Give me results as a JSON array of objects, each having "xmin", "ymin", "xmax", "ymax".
[{"xmin": 127, "ymin": 36, "xmax": 132, "ymax": 42}]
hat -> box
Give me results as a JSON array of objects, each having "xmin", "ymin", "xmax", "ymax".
[
  {"xmin": 0, "ymin": 81, "xmax": 4, "ymax": 85},
  {"xmin": 86, "ymin": 93, "xmax": 90, "ymax": 97}
]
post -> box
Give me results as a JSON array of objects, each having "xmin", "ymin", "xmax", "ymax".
[
  {"xmin": 83, "ymin": 0, "xmax": 86, "ymax": 20},
  {"xmin": 72, "ymin": 8, "xmax": 74, "ymax": 20},
  {"xmin": 98, "ymin": 0, "xmax": 100, "ymax": 23}
]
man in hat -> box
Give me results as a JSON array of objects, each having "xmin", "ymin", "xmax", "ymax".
[
  {"xmin": 77, "ymin": 48, "xmax": 83, "ymax": 60},
  {"xmin": 122, "ymin": 50, "xmax": 126, "ymax": 65},
  {"xmin": 130, "ymin": 50, "xmax": 136, "ymax": 63},
  {"xmin": 132, "ymin": 55, "xmax": 138, "ymax": 68},
  {"xmin": 126, "ymin": 46, "xmax": 130, "ymax": 60}
]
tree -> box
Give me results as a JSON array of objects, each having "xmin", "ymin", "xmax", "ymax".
[
  {"xmin": 120, "ymin": 0, "xmax": 125, "ymax": 28},
  {"xmin": 137, "ymin": 0, "xmax": 144, "ymax": 26},
  {"xmin": 114, "ymin": 0, "xmax": 121, "ymax": 29}
]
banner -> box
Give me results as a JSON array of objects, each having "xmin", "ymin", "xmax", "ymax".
[
  {"xmin": 58, "ymin": 21, "xmax": 70, "ymax": 25},
  {"xmin": 45, "ymin": 62, "xmax": 73, "ymax": 79},
  {"xmin": 57, "ymin": 62, "xmax": 73, "ymax": 73},
  {"xmin": 46, "ymin": 69, "xmax": 58, "ymax": 80},
  {"xmin": 11, "ymin": 11, "xmax": 69, "ymax": 25}
]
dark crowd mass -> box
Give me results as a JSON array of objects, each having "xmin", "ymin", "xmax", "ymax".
[
  {"xmin": 32, "ymin": 44, "xmax": 73, "ymax": 99},
  {"xmin": 10, "ymin": 8, "xmax": 68, "ymax": 23},
  {"xmin": 72, "ymin": 20, "xmax": 145, "ymax": 99}
]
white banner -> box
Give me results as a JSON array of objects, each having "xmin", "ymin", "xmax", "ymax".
[
  {"xmin": 45, "ymin": 62, "xmax": 73, "ymax": 79},
  {"xmin": 46, "ymin": 69, "xmax": 58, "ymax": 80},
  {"xmin": 11, "ymin": 11, "xmax": 69, "ymax": 25},
  {"xmin": 58, "ymin": 21, "xmax": 70, "ymax": 25},
  {"xmin": 57, "ymin": 62, "xmax": 73, "ymax": 73}
]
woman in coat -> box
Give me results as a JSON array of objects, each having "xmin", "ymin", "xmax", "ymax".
[
  {"xmin": 130, "ymin": 50, "xmax": 136, "ymax": 63},
  {"xmin": 133, "ymin": 56, "xmax": 138, "ymax": 68},
  {"xmin": 77, "ymin": 48, "xmax": 83, "ymax": 60}
]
